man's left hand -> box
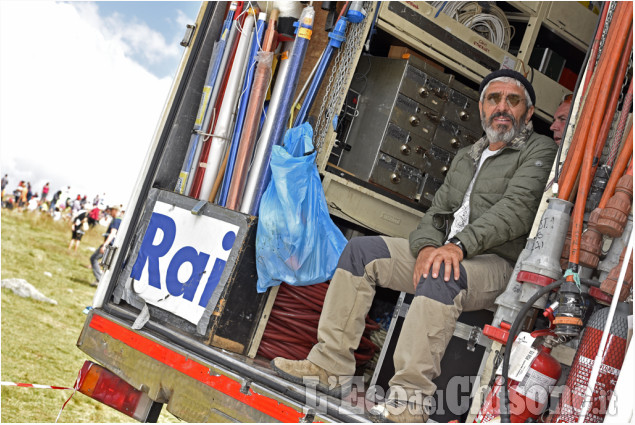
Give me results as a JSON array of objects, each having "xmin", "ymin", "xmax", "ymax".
[{"xmin": 421, "ymin": 244, "xmax": 464, "ymax": 282}]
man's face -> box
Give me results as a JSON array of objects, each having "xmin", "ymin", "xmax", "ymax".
[
  {"xmin": 550, "ymin": 101, "xmax": 571, "ymax": 145},
  {"xmin": 479, "ymin": 80, "xmax": 534, "ymax": 144}
]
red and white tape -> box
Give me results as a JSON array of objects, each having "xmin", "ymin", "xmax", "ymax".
[
  {"xmin": 1, "ymin": 381, "xmax": 73, "ymax": 390},
  {"xmin": 2, "ymin": 368, "xmax": 83, "ymax": 423}
]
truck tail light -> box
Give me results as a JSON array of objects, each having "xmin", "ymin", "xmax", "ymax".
[{"xmin": 77, "ymin": 361, "xmax": 160, "ymax": 422}]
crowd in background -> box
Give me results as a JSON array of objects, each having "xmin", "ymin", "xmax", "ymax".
[
  {"xmin": 1, "ymin": 174, "xmax": 123, "ymax": 223},
  {"xmin": 2, "ymin": 173, "xmax": 125, "ymax": 285}
]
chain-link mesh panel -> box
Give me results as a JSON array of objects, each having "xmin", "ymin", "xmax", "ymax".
[{"xmin": 314, "ymin": 2, "xmax": 373, "ymax": 153}]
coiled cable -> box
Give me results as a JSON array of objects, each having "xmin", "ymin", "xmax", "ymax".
[
  {"xmin": 257, "ymin": 282, "xmax": 379, "ymax": 366},
  {"xmin": 432, "ymin": 1, "xmax": 513, "ymax": 51}
]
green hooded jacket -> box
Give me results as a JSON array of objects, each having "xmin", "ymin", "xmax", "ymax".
[{"xmin": 409, "ymin": 124, "xmax": 557, "ymax": 263}]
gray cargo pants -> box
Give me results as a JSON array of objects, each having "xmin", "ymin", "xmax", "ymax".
[{"xmin": 307, "ymin": 236, "xmax": 513, "ymax": 398}]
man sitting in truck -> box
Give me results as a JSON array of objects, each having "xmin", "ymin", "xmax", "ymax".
[{"xmin": 271, "ymin": 69, "xmax": 558, "ymax": 422}]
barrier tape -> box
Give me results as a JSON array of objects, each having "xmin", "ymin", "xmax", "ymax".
[
  {"xmin": 1, "ymin": 364, "xmax": 83, "ymax": 422},
  {"xmin": 1, "ymin": 381, "xmax": 73, "ymax": 390}
]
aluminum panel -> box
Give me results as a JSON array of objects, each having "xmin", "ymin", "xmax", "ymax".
[
  {"xmin": 380, "ymin": 122, "xmax": 431, "ymax": 170},
  {"xmin": 370, "ymin": 153, "xmax": 423, "ymax": 200},
  {"xmin": 444, "ymin": 80, "xmax": 483, "ymax": 135},
  {"xmin": 390, "ymin": 94, "xmax": 438, "ymax": 138},
  {"xmin": 400, "ymin": 64, "xmax": 450, "ymax": 113},
  {"xmin": 423, "ymin": 145, "xmax": 453, "ymax": 180},
  {"xmin": 433, "ymin": 119, "xmax": 481, "ymax": 154}
]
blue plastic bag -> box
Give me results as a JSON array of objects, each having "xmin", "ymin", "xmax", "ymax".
[{"xmin": 256, "ymin": 123, "xmax": 347, "ymax": 293}]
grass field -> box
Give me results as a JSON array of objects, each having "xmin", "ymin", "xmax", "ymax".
[{"xmin": 1, "ymin": 209, "xmax": 180, "ymax": 423}]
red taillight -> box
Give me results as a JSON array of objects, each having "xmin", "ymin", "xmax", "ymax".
[{"xmin": 77, "ymin": 361, "xmax": 156, "ymax": 421}]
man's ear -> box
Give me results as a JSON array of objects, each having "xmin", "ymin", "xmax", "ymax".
[{"xmin": 525, "ymin": 105, "xmax": 535, "ymax": 123}]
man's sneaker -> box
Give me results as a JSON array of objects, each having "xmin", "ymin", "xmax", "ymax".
[
  {"xmin": 270, "ymin": 358, "xmax": 352, "ymax": 398},
  {"xmin": 368, "ymin": 398, "xmax": 429, "ymax": 423}
]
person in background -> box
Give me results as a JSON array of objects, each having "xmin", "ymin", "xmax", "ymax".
[
  {"xmin": 87, "ymin": 206, "xmax": 101, "ymax": 228},
  {"xmin": 19, "ymin": 182, "xmax": 28, "ymax": 211},
  {"xmin": 49, "ymin": 190, "xmax": 62, "ymax": 214},
  {"xmin": 41, "ymin": 182, "xmax": 50, "ymax": 203},
  {"xmin": 71, "ymin": 195, "xmax": 81, "ymax": 216},
  {"xmin": 27, "ymin": 193, "xmax": 39, "ymax": 211},
  {"xmin": 13, "ymin": 181, "xmax": 23, "ymax": 205},
  {"xmin": 90, "ymin": 206, "xmax": 122, "ymax": 286},
  {"xmin": 52, "ymin": 206, "xmax": 62, "ymax": 221},
  {"xmin": 1, "ymin": 174, "xmax": 8, "ymax": 199},
  {"xmin": 26, "ymin": 182, "xmax": 33, "ymax": 203},
  {"xmin": 550, "ymin": 93, "xmax": 573, "ymax": 145},
  {"xmin": 69, "ymin": 208, "xmax": 88, "ymax": 252}
]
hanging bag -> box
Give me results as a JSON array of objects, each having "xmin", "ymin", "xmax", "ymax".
[{"xmin": 255, "ymin": 123, "xmax": 347, "ymax": 293}]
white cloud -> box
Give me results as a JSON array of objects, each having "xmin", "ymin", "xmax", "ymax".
[
  {"xmin": 0, "ymin": 1, "xmax": 176, "ymax": 207},
  {"xmin": 74, "ymin": 3, "xmax": 181, "ymax": 65},
  {"xmin": 175, "ymin": 9, "xmax": 193, "ymax": 30}
]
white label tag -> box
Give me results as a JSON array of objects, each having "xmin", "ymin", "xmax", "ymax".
[
  {"xmin": 515, "ymin": 368, "xmax": 557, "ymax": 404},
  {"xmin": 496, "ymin": 332, "xmax": 539, "ymax": 382}
]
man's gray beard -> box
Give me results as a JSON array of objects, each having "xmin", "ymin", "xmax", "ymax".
[
  {"xmin": 482, "ymin": 112, "xmax": 528, "ymax": 145},
  {"xmin": 485, "ymin": 124, "xmax": 517, "ymax": 144}
]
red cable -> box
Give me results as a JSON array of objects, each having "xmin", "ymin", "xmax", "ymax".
[{"xmin": 259, "ymin": 282, "xmax": 381, "ymax": 368}]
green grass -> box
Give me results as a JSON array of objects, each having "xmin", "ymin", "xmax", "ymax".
[{"xmin": 1, "ymin": 209, "xmax": 180, "ymax": 423}]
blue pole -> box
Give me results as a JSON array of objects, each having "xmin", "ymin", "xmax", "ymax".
[
  {"xmin": 218, "ymin": 13, "xmax": 266, "ymax": 206},
  {"xmin": 175, "ymin": 4, "xmax": 236, "ymax": 194},
  {"xmin": 293, "ymin": 17, "xmax": 347, "ymax": 127},
  {"xmin": 249, "ymin": 6, "xmax": 315, "ymax": 215}
]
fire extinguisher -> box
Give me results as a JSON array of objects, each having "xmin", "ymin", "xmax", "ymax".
[
  {"xmin": 476, "ymin": 327, "xmax": 562, "ymax": 423},
  {"xmin": 550, "ymin": 303, "xmax": 629, "ymax": 423}
]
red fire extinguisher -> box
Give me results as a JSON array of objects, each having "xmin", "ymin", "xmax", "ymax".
[
  {"xmin": 476, "ymin": 327, "xmax": 562, "ymax": 423},
  {"xmin": 550, "ymin": 303, "xmax": 629, "ymax": 423}
]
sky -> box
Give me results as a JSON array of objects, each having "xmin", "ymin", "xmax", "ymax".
[{"xmin": 1, "ymin": 1, "xmax": 202, "ymax": 208}]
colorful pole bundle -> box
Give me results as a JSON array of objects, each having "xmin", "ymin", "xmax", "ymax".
[
  {"xmin": 243, "ymin": 6, "xmax": 315, "ymax": 215},
  {"xmin": 198, "ymin": 12, "xmax": 255, "ymax": 202},
  {"xmin": 240, "ymin": 40, "xmax": 294, "ymax": 214},
  {"xmin": 218, "ymin": 12, "xmax": 267, "ymax": 206},
  {"xmin": 225, "ymin": 10, "xmax": 279, "ymax": 211},
  {"xmin": 175, "ymin": 3, "xmax": 238, "ymax": 194},
  {"xmin": 186, "ymin": 7, "xmax": 244, "ymax": 197}
]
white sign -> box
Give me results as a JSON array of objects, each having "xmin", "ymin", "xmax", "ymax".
[{"xmin": 129, "ymin": 201, "xmax": 239, "ymax": 324}]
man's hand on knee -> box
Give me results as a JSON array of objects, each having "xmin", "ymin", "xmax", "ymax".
[
  {"xmin": 413, "ymin": 245, "xmax": 464, "ymax": 289},
  {"xmin": 413, "ymin": 246, "xmax": 436, "ymax": 290}
]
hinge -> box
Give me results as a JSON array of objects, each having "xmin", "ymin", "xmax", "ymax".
[
  {"xmin": 180, "ymin": 24, "xmax": 196, "ymax": 47},
  {"xmin": 100, "ymin": 245, "xmax": 117, "ymax": 270}
]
